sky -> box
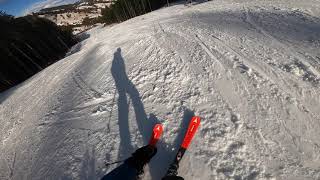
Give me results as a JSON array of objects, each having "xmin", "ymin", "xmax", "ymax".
[{"xmin": 0, "ymin": 0, "xmax": 79, "ymax": 16}]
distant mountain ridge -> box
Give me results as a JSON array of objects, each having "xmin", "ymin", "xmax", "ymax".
[
  {"xmin": 37, "ymin": 0, "xmax": 112, "ymax": 14},
  {"xmin": 33, "ymin": 0, "xmax": 112, "ymax": 33}
]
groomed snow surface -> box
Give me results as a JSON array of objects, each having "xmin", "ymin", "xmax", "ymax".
[{"xmin": 1, "ymin": 0, "xmax": 320, "ymax": 179}]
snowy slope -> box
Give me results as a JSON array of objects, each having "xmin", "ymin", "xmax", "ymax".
[{"xmin": 1, "ymin": 0, "xmax": 320, "ymax": 179}]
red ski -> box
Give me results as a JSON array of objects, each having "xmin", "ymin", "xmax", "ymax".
[
  {"xmin": 181, "ymin": 116, "xmax": 201, "ymax": 149},
  {"xmin": 149, "ymin": 124, "xmax": 164, "ymax": 146},
  {"xmin": 165, "ymin": 116, "xmax": 201, "ymax": 176}
]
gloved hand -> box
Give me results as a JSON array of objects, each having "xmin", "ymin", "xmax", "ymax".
[{"xmin": 125, "ymin": 145, "xmax": 157, "ymax": 174}]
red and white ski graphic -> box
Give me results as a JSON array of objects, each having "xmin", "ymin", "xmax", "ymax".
[
  {"xmin": 165, "ymin": 116, "xmax": 201, "ymax": 176},
  {"xmin": 181, "ymin": 116, "xmax": 201, "ymax": 149},
  {"xmin": 148, "ymin": 124, "xmax": 163, "ymax": 146}
]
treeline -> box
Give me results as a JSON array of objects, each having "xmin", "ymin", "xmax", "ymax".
[
  {"xmin": 100, "ymin": 0, "xmax": 179, "ymax": 24},
  {"xmin": 0, "ymin": 12, "xmax": 77, "ymax": 92}
]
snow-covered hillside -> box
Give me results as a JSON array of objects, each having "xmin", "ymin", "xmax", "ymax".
[
  {"xmin": 1, "ymin": 0, "xmax": 320, "ymax": 179},
  {"xmin": 36, "ymin": 0, "xmax": 111, "ymax": 32}
]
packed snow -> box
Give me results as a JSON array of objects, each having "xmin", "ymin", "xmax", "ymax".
[{"xmin": 1, "ymin": 0, "xmax": 320, "ymax": 179}]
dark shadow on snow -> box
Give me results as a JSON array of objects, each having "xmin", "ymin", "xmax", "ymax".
[
  {"xmin": 111, "ymin": 48, "xmax": 196, "ymax": 179},
  {"xmin": 79, "ymin": 148, "xmax": 96, "ymax": 180},
  {"xmin": 166, "ymin": 0, "xmax": 209, "ymax": 7},
  {"xmin": 111, "ymin": 48, "xmax": 159, "ymax": 160},
  {"xmin": 0, "ymin": 88, "xmax": 16, "ymax": 104},
  {"xmin": 65, "ymin": 33, "xmax": 91, "ymax": 57},
  {"xmin": 77, "ymin": 32, "xmax": 91, "ymax": 42}
]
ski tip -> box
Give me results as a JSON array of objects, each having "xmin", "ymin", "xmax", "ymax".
[
  {"xmin": 191, "ymin": 116, "xmax": 201, "ymax": 124},
  {"xmin": 181, "ymin": 116, "xmax": 201, "ymax": 149},
  {"xmin": 149, "ymin": 124, "xmax": 163, "ymax": 146}
]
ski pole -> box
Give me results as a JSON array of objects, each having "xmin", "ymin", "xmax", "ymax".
[{"xmin": 104, "ymin": 159, "xmax": 125, "ymax": 166}]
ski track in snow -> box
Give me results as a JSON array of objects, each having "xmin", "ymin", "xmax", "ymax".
[{"xmin": 1, "ymin": 0, "xmax": 320, "ymax": 179}]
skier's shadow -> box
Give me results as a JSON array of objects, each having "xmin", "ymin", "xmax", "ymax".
[
  {"xmin": 111, "ymin": 48, "xmax": 159, "ymax": 159},
  {"xmin": 111, "ymin": 48, "xmax": 195, "ymax": 179}
]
